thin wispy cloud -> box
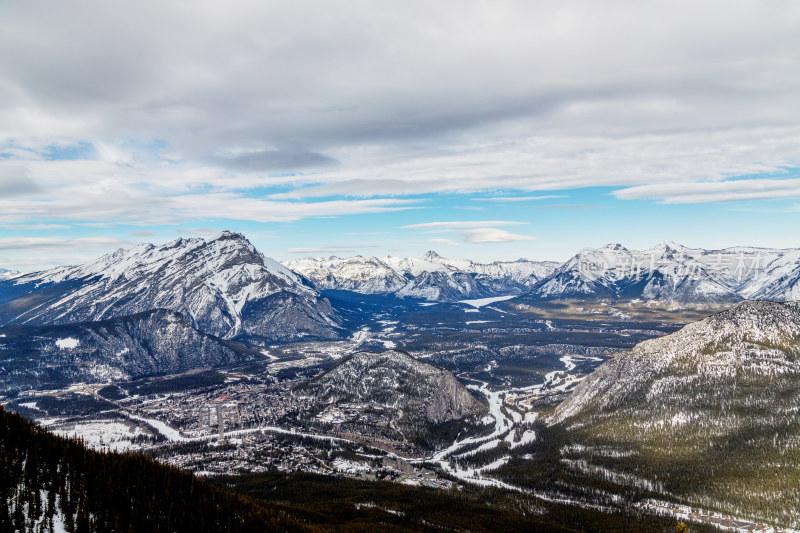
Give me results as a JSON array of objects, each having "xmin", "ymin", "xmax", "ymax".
[
  {"xmin": 176, "ymin": 227, "xmax": 219, "ymax": 236},
  {"xmin": 402, "ymin": 221, "xmax": 526, "ymax": 230},
  {"xmin": 614, "ymin": 179, "xmax": 800, "ymax": 204},
  {"xmin": 0, "ymin": 237, "xmax": 130, "ymax": 251},
  {"xmin": 429, "ymin": 238, "xmax": 460, "ymax": 246},
  {"xmin": 475, "ymin": 196, "xmax": 567, "ymax": 202},
  {"xmin": 460, "ymin": 228, "xmax": 535, "ymax": 243}
]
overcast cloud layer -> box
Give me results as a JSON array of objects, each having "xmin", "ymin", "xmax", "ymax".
[{"xmin": 1, "ymin": 1, "xmax": 799, "ymax": 268}]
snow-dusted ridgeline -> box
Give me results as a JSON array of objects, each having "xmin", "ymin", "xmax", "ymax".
[
  {"xmin": 286, "ymin": 251, "xmax": 558, "ymax": 301},
  {"xmin": 527, "ymin": 241, "xmax": 800, "ymax": 303},
  {"xmin": 0, "ymin": 231, "xmax": 342, "ymax": 342},
  {"xmin": 287, "ymin": 242, "xmax": 800, "ymax": 304}
]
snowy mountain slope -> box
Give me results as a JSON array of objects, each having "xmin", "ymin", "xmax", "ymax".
[
  {"xmin": 286, "ymin": 251, "xmax": 558, "ymax": 301},
  {"xmin": 737, "ymin": 249, "xmax": 800, "ymax": 301},
  {"xmin": 0, "ymin": 231, "xmax": 342, "ymax": 342},
  {"xmin": 298, "ymin": 349, "xmax": 486, "ymax": 425},
  {"xmin": 0, "ymin": 309, "xmax": 261, "ymax": 392},
  {"xmin": 285, "ymin": 256, "xmax": 408, "ymax": 294},
  {"xmin": 548, "ymin": 300, "xmax": 800, "ymax": 527},
  {"xmin": 0, "ymin": 268, "xmax": 20, "ymax": 281},
  {"xmin": 288, "ymin": 242, "xmax": 800, "ymax": 304},
  {"xmin": 526, "ymin": 241, "xmax": 800, "ymax": 304},
  {"xmin": 551, "ymin": 300, "xmax": 800, "ymax": 424}
]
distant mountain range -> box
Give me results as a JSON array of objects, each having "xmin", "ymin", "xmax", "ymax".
[
  {"xmin": 0, "ymin": 268, "xmax": 20, "ymax": 281},
  {"xmin": 526, "ymin": 241, "xmax": 800, "ymax": 303},
  {"xmin": 287, "ymin": 242, "xmax": 800, "ymax": 304},
  {"xmin": 2, "ymin": 235, "xmax": 799, "ymax": 357},
  {"xmin": 0, "ymin": 231, "xmax": 342, "ymax": 342},
  {"xmin": 286, "ymin": 251, "xmax": 559, "ymax": 301}
]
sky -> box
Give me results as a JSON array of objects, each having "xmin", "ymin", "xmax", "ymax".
[{"xmin": 1, "ymin": 0, "xmax": 800, "ymax": 272}]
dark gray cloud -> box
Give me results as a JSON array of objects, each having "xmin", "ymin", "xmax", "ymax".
[
  {"xmin": 214, "ymin": 149, "xmax": 338, "ymax": 171},
  {"xmin": 0, "ymin": 166, "xmax": 41, "ymax": 197},
  {"xmin": 0, "ymin": 0, "xmax": 799, "ymax": 212}
]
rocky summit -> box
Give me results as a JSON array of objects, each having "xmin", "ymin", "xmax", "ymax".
[
  {"xmin": 0, "ymin": 231, "xmax": 342, "ymax": 342},
  {"xmin": 300, "ymin": 349, "xmax": 486, "ymax": 424}
]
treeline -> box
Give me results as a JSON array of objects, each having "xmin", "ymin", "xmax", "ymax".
[
  {"xmin": 0, "ymin": 406, "xmax": 312, "ymax": 533},
  {"xmin": 222, "ymin": 469, "xmax": 700, "ymax": 532},
  {"xmin": 2, "ymin": 405, "xmax": 700, "ymax": 532}
]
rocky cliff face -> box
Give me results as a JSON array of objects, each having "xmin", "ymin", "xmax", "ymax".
[
  {"xmin": 298, "ymin": 350, "xmax": 486, "ymax": 424},
  {"xmin": 0, "ymin": 231, "xmax": 342, "ymax": 342}
]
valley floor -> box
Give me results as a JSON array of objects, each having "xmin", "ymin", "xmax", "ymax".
[{"xmin": 3, "ymin": 299, "xmax": 792, "ymax": 531}]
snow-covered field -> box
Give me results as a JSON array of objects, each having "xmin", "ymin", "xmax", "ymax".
[
  {"xmin": 459, "ymin": 295, "xmax": 516, "ymax": 308},
  {"xmin": 50, "ymin": 421, "xmax": 146, "ymax": 452}
]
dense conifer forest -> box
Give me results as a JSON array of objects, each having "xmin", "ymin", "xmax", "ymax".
[
  {"xmin": 0, "ymin": 406, "xmax": 310, "ymax": 533},
  {"xmin": 2, "ymin": 405, "xmax": 698, "ymax": 532}
]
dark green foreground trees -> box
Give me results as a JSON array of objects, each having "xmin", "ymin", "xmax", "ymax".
[{"xmin": 0, "ymin": 406, "xmax": 310, "ymax": 533}]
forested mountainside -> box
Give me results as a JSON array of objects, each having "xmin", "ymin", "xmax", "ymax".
[
  {"xmin": 0, "ymin": 309, "xmax": 262, "ymax": 393},
  {"xmin": 297, "ymin": 350, "xmax": 487, "ymax": 450},
  {"xmin": 1, "ymin": 406, "xmax": 697, "ymax": 532},
  {"xmin": 300, "ymin": 350, "xmax": 486, "ymax": 424},
  {"xmin": 0, "ymin": 231, "xmax": 342, "ymax": 342},
  {"xmin": 0, "ymin": 406, "xmax": 312, "ymax": 533},
  {"xmin": 549, "ymin": 300, "xmax": 800, "ymax": 529}
]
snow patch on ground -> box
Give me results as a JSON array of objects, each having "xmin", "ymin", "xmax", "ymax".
[
  {"xmin": 261, "ymin": 349, "xmax": 279, "ymax": 361},
  {"xmin": 51, "ymin": 421, "xmax": 145, "ymax": 451},
  {"xmin": 332, "ymin": 458, "xmax": 371, "ymax": 474},
  {"xmin": 459, "ymin": 295, "xmax": 516, "ymax": 308},
  {"xmin": 55, "ymin": 337, "xmax": 80, "ymax": 349}
]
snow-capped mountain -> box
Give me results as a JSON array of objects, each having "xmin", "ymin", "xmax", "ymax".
[
  {"xmin": 0, "ymin": 231, "xmax": 342, "ymax": 342},
  {"xmin": 0, "ymin": 269, "xmax": 20, "ymax": 281},
  {"xmin": 526, "ymin": 241, "xmax": 800, "ymax": 304},
  {"xmin": 285, "ymin": 255, "xmax": 408, "ymax": 294},
  {"xmin": 286, "ymin": 251, "xmax": 558, "ymax": 301},
  {"xmin": 548, "ymin": 300, "xmax": 800, "ymax": 527},
  {"xmin": 0, "ymin": 309, "xmax": 260, "ymax": 392}
]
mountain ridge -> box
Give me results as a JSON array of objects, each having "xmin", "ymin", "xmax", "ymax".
[
  {"xmin": 286, "ymin": 242, "xmax": 800, "ymax": 304},
  {"xmin": 0, "ymin": 309, "xmax": 263, "ymax": 392},
  {"xmin": 546, "ymin": 300, "xmax": 800, "ymax": 528},
  {"xmin": 0, "ymin": 231, "xmax": 342, "ymax": 342}
]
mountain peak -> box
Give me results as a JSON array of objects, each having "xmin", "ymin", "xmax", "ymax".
[
  {"xmin": 212, "ymin": 230, "xmax": 248, "ymax": 242},
  {"xmin": 422, "ymin": 250, "xmax": 443, "ymax": 261},
  {"xmin": 0, "ymin": 231, "xmax": 342, "ymax": 342},
  {"xmin": 652, "ymin": 240, "xmax": 687, "ymax": 253},
  {"xmin": 601, "ymin": 243, "xmax": 628, "ymax": 252},
  {"xmin": 297, "ymin": 349, "xmax": 487, "ymax": 447}
]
